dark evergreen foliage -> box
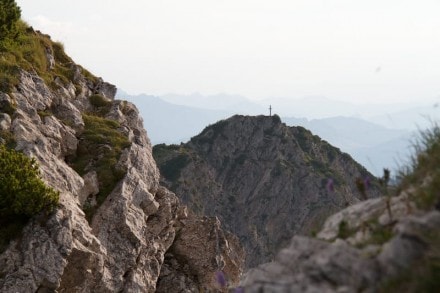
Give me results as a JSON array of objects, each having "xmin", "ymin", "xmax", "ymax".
[
  {"xmin": 0, "ymin": 0, "xmax": 21, "ymax": 40},
  {"xmin": 0, "ymin": 145, "xmax": 59, "ymax": 218}
]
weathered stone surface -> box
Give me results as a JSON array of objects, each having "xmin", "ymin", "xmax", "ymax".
[
  {"xmin": 79, "ymin": 171, "xmax": 99, "ymax": 205},
  {"xmin": 243, "ymin": 236, "xmax": 379, "ymax": 293},
  {"xmin": 51, "ymin": 94, "xmax": 85, "ymax": 134},
  {"xmin": 156, "ymin": 214, "xmax": 245, "ymax": 292},
  {"xmin": 0, "ymin": 194, "xmax": 102, "ymax": 293},
  {"xmin": 94, "ymin": 77, "xmax": 117, "ymax": 100},
  {"xmin": 242, "ymin": 192, "xmax": 440, "ymax": 292},
  {"xmin": 317, "ymin": 192, "xmax": 416, "ymax": 245},
  {"xmin": 378, "ymin": 211, "xmax": 440, "ymax": 277}
]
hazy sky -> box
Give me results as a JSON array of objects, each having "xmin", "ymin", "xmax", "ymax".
[{"xmin": 17, "ymin": 0, "xmax": 440, "ymax": 104}]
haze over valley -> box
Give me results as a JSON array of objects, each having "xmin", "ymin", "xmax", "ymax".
[
  {"xmin": 18, "ymin": 0, "xmax": 440, "ymax": 177},
  {"xmin": 119, "ymin": 91, "xmax": 437, "ymax": 176}
]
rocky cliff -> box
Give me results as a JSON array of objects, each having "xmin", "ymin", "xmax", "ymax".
[
  {"xmin": 154, "ymin": 115, "xmax": 381, "ymax": 268},
  {"xmin": 0, "ymin": 27, "xmax": 243, "ymax": 292}
]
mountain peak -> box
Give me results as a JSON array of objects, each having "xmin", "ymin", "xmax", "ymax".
[
  {"xmin": 191, "ymin": 114, "xmax": 282, "ymax": 145},
  {"xmin": 154, "ymin": 114, "xmax": 380, "ymax": 268}
]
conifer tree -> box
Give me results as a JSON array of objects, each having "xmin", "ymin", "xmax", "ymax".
[
  {"xmin": 0, "ymin": 0, "xmax": 21, "ymax": 40},
  {"xmin": 0, "ymin": 145, "xmax": 59, "ymax": 218}
]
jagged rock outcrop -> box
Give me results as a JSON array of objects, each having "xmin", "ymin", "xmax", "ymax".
[
  {"xmin": 0, "ymin": 29, "xmax": 243, "ymax": 292},
  {"xmin": 154, "ymin": 115, "xmax": 381, "ymax": 268},
  {"xmin": 156, "ymin": 213, "xmax": 244, "ymax": 292},
  {"xmin": 242, "ymin": 189, "xmax": 440, "ymax": 292}
]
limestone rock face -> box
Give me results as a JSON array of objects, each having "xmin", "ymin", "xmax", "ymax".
[
  {"xmin": 154, "ymin": 115, "xmax": 381, "ymax": 268},
  {"xmin": 0, "ymin": 51, "xmax": 243, "ymax": 291},
  {"xmin": 156, "ymin": 214, "xmax": 245, "ymax": 292},
  {"xmin": 242, "ymin": 191, "xmax": 440, "ymax": 292}
]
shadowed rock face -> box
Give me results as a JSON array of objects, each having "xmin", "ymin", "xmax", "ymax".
[
  {"xmin": 0, "ymin": 32, "xmax": 243, "ymax": 292},
  {"xmin": 154, "ymin": 115, "xmax": 381, "ymax": 268},
  {"xmin": 156, "ymin": 213, "xmax": 244, "ymax": 292}
]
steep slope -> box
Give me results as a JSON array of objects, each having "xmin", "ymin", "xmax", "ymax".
[
  {"xmin": 154, "ymin": 115, "xmax": 381, "ymax": 268},
  {"xmin": 0, "ymin": 22, "xmax": 243, "ymax": 292}
]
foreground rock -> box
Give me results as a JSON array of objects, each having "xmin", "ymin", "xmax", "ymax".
[{"xmin": 242, "ymin": 191, "xmax": 440, "ymax": 292}]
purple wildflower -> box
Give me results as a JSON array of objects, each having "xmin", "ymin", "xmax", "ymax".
[
  {"xmin": 215, "ymin": 271, "xmax": 227, "ymax": 288},
  {"xmin": 326, "ymin": 178, "xmax": 334, "ymax": 193},
  {"xmin": 233, "ymin": 287, "xmax": 245, "ymax": 293}
]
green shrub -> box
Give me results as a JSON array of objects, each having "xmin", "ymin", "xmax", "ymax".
[
  {"xmin": 89, "ymin": 94, "xmax": 112, "ymax": 115},
  {"xmin": 89, "ymin": 94, "xmax": 110, "ymax": 108},
  {"xmin": 0, "ymin": 145, "xmax": 59, "ymax": 217},
  {"xmin": 0, "ymin": 144, "xmax": 59, "ymax": 252}
]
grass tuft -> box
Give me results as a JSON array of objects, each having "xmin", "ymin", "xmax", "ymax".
[
  {"xmin": 89, "ymin": 94, "xmax": 112, "ymax": 115},
  {"xmin": 0, "ymin": 20, "xmax": 97, "ymax": 93},
  {"xmin": 397, "ymin": 123, "xmax": 440, "ymax": 210},
  {"xmin": 68, "ymin": 114, "xmax": 130, "ymax": 221}
]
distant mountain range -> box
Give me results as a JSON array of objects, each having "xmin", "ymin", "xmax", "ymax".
[
  {"xmin": 283, "ymin": 116, "xmax": 414, "ymax": 176},
  {"xmin": 160, "ymin": 92, "xmax": 265, "ymax": 114},
  {"xmin": 118, "ymin": 93, "xmax": 231, "ymax": 144},
  {"xmin": 117, "ymin": 91, "xmax": 437, "ymax": 176}
]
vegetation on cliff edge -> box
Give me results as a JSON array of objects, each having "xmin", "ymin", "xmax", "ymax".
[
  {"xmin": 0, "ymin": 0, "xmax": 97, "ymax": 92},
  {"xmin": 69, "ymin": 114, "xmax": 130, "ymax": 220},
  {"xmin": 0, "ymin": 144, "xmax": 59, "ymax": 252},
  {"xmin": 398, "ymin": 124, "xmax": 440, "ymax": 210}
]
